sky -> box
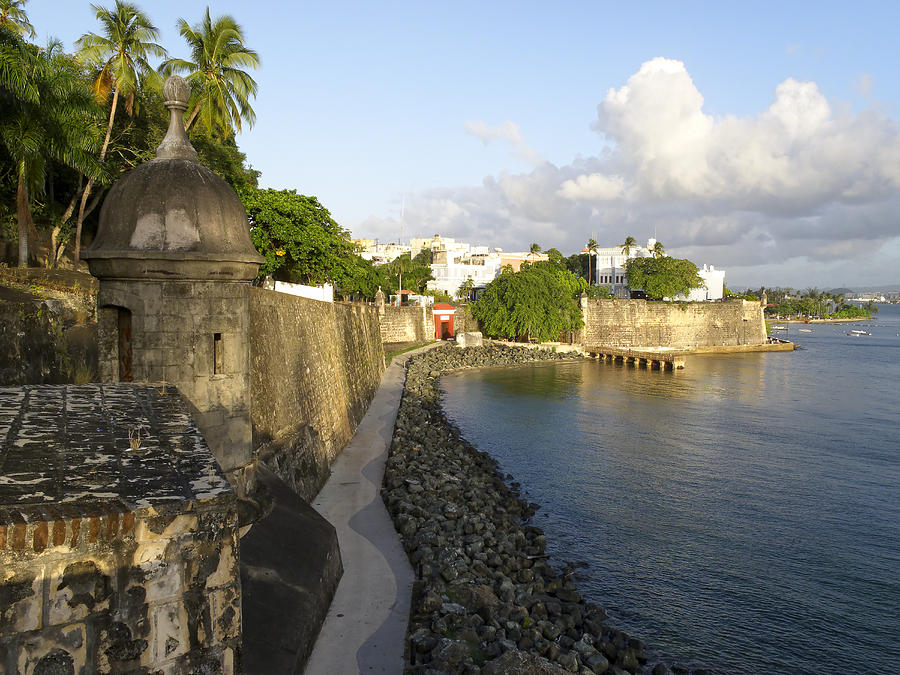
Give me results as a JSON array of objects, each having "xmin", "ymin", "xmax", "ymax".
[{"xmin": 27, "ymin": 0, "xmax": 900, "ymax": 289}]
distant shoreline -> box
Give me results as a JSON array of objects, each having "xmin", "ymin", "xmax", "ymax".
[{"xmin": 772, "ymin": 316, "xmax": 874, "ymax": 324}]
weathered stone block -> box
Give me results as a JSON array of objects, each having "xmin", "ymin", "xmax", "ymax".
[
  {"xmin": 0, "ymin": 568, "xmax": 43, "ymax": 633},
  {"xmin": 143, "ymin": 560, "xmax": 183, "ymax": 604},
  {"xmin": 207, "ymin": 585, "xmax": 240, "ymax": 646},
  {"xmin": 148, "ymin": 600, "xmax": 190, "ymax": 664},
  {"xmin": 456, "ymin": 331, "xmax": 483, "ymax": 348},
  {"xmin": 46, "ymin": 559, "xmax": 113, "ymax": 625},
  {"xmin": 16, "ymin": 623, "xmax": 87, "ymax": 675}
]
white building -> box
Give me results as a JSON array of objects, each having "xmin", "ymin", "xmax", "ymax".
[
  {"xmin": 427, "ymin": 250, "xmax": 504, "ymax": 297},
  {"xmin": 671, "ymin": 265, "xmax": 725, "ymax": 301},
  {"xmin": 354, "ymin": 241, "xmax": 411, "ymax": 264},
  {"xmin": 587, "ymin": 238, "xmax": 656, "ymax": 297},
  {"xmin": 588, "ymin": 238, "xmax": 725, "ymax": 301}
]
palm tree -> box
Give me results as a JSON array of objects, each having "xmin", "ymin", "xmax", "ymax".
[
  {"xmin": 586, "ymin": 237, "xmax": 598, "ymax": 285},
  {"xmin": 612, "ymin": 235, "xmax": 636, "ymax": 291},
  {"xmin": 651, "ymin": 240, "xmax": 665, "ymax": 258},
  {"xmin": 0, "ymin": 0, "xmax": 35, "ymax": 38},
  {"xmin": 73, "ymin": 0, "xmax": 166, "ymax": 263},
  {"xmin": 0, "ymin": 39, "xmax": 103, "ymax": 265},
  {"xmin": 160, "ymin": 7, "xmax": 259, "ymax": 138},
  {"xmin": 0, "ymin": 20, "xmax": 36, "ymax": 100}
]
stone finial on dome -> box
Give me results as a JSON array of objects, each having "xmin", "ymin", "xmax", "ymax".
[{"xmin": 156, "ymin": 75, "xmax": 198, "ymax": 162}]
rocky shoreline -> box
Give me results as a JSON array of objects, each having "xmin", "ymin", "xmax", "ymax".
[{"xmin": 382, "ymin": 344, "xmax": 706, "ymax": 675}]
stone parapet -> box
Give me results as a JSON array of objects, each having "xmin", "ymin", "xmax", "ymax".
[{"xmin": 0, "ymin": 384, "xmax": 240, "ymax": 674}]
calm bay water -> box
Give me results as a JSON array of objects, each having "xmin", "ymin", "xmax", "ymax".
[{"xmin": 441, "ymin": 304, "xmax": 900, "ymax": 674}]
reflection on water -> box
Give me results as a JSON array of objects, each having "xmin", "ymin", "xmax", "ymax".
[{"xmin": 441, "ymin": 305, "xmax": 900, "ymax": 674}]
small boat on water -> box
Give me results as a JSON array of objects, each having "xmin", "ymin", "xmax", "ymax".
[
  {"xmin": 771, "ymin": 325, "xmax": 788, "ymax": 331},
  {"xmin": 799, "ymin": 328, "xmax": 813, "ymax": 333},
  {"xmin": 848, "ymin": 329, "xmax": 871, "ymax": 336}
]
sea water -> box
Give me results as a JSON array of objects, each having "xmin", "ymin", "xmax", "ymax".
[{"xmin": 440, "ymin": 304, "xmax": 900, "ymax": 674}]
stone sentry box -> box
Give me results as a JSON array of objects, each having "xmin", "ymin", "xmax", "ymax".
[
  {"xmin": 82, "ymin": 76, "xmax": 264, "ymax": 496},
  {"xmin": 0, "ymin": 384, "xmax": 241, "ymax": 673}
]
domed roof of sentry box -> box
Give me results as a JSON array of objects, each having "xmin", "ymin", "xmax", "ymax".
[{"xmin": 83, "ymin": 76, "xmax": 264, "ymax": 280}]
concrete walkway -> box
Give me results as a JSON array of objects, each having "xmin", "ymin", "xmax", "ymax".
[{"xmin": 305, "ymin": 346, "xmax": 434, "ymax": 674}]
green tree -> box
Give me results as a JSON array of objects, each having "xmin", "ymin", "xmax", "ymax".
[
  {"xmin": 471, "ymin": 263, "xmax": 585, "ymax": 342},
  {"xmin": 190, "ymin": 130, "xmax": 259, "ymax": 191},
  {"xmin": 565, "ymin": 252, "xmax": 588, "ymax": 279},
  {"xmin": 161, "ymin": 7, "xmax": 259, "ymax": 137},
  {"xmin": 241, "ymin": 187, "xmax": 360, "ymax": 287},
  {"xmin": 586, "ymin": 237, "xmax": 598, "ymax": 284},
  {"xmin": 0, "ymin": 0, "xmax": 34, "ymax": 38},
  {"xmin": 456, "ymin": 277, "xmax": 474, "ymax": 301},
  {"xmin": 651, "ymin": 239, "xmax": 665, "ymax": 259},
  {"xmin": 74, "ymin": 0, "xmax": 166, "ymax": 263},
  {"xmin": 0, "ymin": 35, "xmax": 103, "ymax": 266},
  {"xmin": 376, "ymin": 252, "xmax": 433, "ymax": 295},
  {"xmin": 613, "ymin": 235, "xmax": 637, "ymax": 291},
  {"xmin": 587, "ymin": 284, "xmax": 614, "ymax": 299},
  {"xmin": 625, "ymin": 255, "xmax": 704, "ymax": 300},
  {"xmin": 545, "ymin": 247, "xmax": 566, "ymax": 269},
  {"xmin": 335, "ymin": 254, "xmax": 380, "ymax": 301}
]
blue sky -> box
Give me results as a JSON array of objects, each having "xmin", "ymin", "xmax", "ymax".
[{"xmin": 28, "ymin": 1, "xmax": 900, "ymax": 289}]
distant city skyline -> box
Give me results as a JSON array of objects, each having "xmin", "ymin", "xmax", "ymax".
[{"xmin": 29, "ymin": 1, "xmax": 900, "ymax": 288}]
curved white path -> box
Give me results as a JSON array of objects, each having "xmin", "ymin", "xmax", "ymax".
[{"xmin": 305, "ymin": 346, "xmax": 434, "ymax": 674}]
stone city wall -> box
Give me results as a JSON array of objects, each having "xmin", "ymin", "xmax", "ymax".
[
  {"xmin": 249, "ymin": 288, "xmax": 385, "ymax": 501},
  {"xmin": 379, "ymin": 305, "xmax": 429, "ymax": 344},
  {"xmin": 580, "ymin": 298, "xmax": 766, "ymax": 350}
]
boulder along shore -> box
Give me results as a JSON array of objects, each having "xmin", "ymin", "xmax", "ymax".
[{"xmin": 383, "ymin": 344, "xmax": 707, "ymax": 675}]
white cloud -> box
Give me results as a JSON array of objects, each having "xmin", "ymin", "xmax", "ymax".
[
  {"xmin": 558, "ymin": 173, "xmax": 625, "ymax": 201},
  {"xmin": 465, "ymin": 120, "xmax": 523, "ymax": 145},
  {"xmin": 359, "ymin": 58, "xmax": 900, "ymax": 286},
  {"xmin": 465, "ymin": 119, "xmax": 543, "ymax": 166},
  {"xmin": 854, "ymin": 72, "xmax": 873, "ymax": 99}
]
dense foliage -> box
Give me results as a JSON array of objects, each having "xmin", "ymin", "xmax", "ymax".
[
  {"xmin": 625, "ymin": 256, "xmax": 704, "ymax": 300},
  {"xmin": 471, "ymin": 262, "xmax": 586, "ymax": 342},
  {"xmin": 242, "ymin": 188, "xmax": 357, "ymax": 284},
  {"xmin": 0, "ymin": 1, "xmax": 260, "ymax": 268},
  {"xmin": 375, "ymin": 250, "xmax": 434, "ymax": 295}
]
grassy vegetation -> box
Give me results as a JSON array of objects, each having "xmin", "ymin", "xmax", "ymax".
[{"xmin": 385, "ymin": 342, "xmax": 431, "ymax": 366}]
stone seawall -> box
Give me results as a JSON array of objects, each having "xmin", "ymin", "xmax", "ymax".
[
  {"xmin": 384, "ymin": 346, "xmax": 693, "ymax": 674},
  {"xmin": 249, "ymin": 288, "xmax": 385, "ymax": 501},
  {"xmin": 580, "ymin": 298, "xmax": 766, "ymax": 350}
]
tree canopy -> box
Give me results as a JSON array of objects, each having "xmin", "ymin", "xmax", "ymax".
[
  {"xmin": 625, "ymin": 256, "xmax": 704, "ymax": 300},
  {"xmin": 471, "ymin": 262, "xmax": 585, "ymax": 342},
  {"xmin": 241, "ymin": 187, "xmax": 361, "ymax": 287},
  {"xmin": 160, "ymin": 7, "xmax": 259, "ymax": 138},
  {"xmin": 0, "ymin": 2, "xmax": 262, "ymax": 269},
  {"xmin": 375, "ymin": 250, "xmax": 433, "ymax": 295},
  {"xmin": 1, "ymin": 31, "xmax": 103, "ymax": 265}
]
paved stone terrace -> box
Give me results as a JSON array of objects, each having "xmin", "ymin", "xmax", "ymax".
[{"xmin": 0, "ymin": 384, "xmax": 232, "ymax": 520}]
